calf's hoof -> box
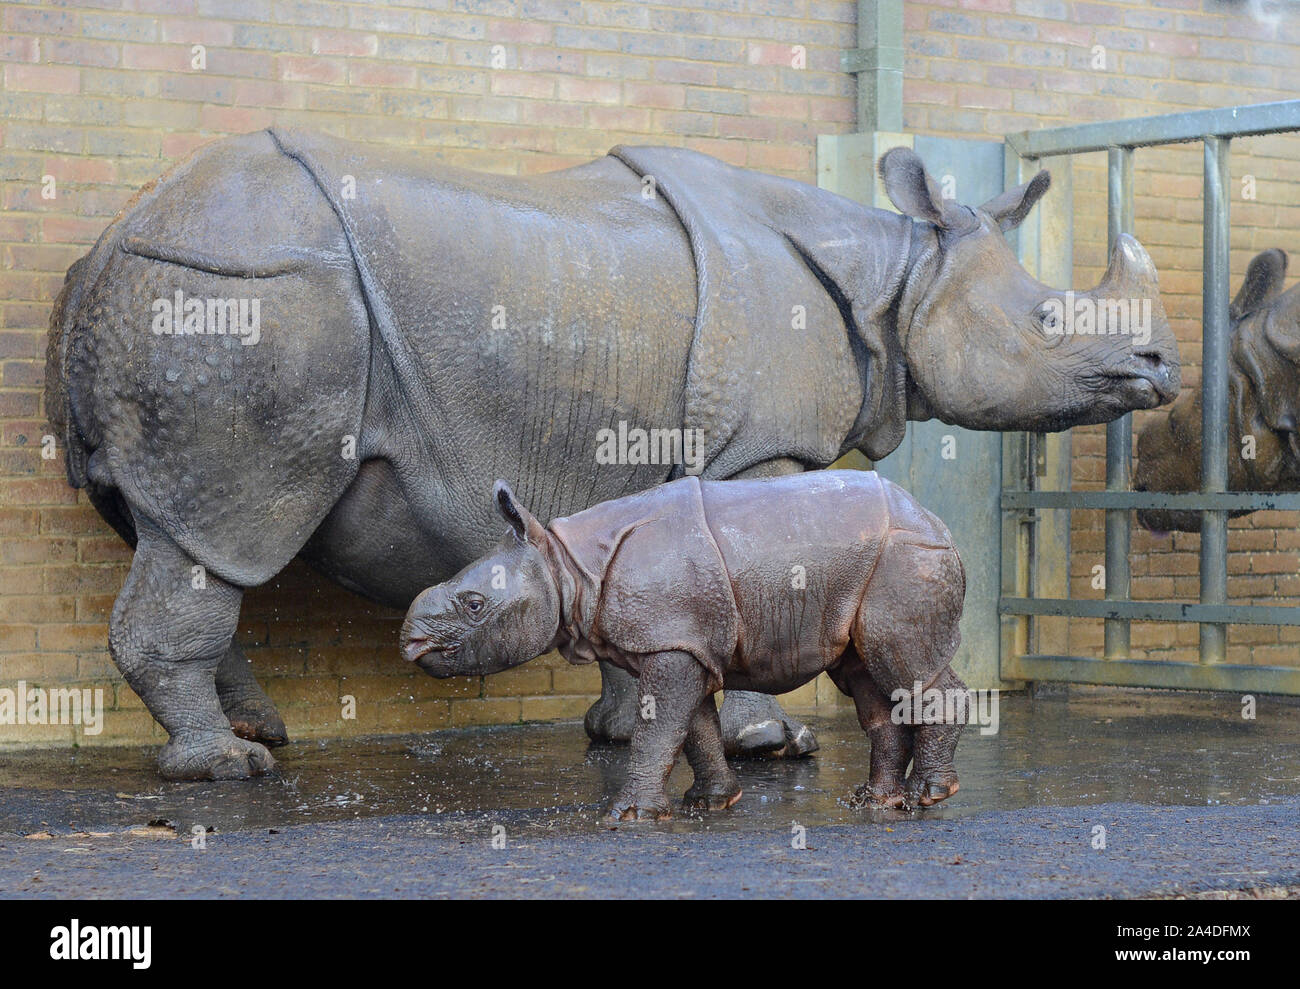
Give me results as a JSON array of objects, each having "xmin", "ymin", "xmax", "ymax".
[
  {"xmin": 225, "ymin": 701, "xmax": 289, "ymax": 748},
  {"xmin": 903, "ymin": 773, "xmax": 959, "ymax": 810},
  {"xmin": 848, "ymin": 781, "xmax": 906, "ymax": 810},
  {"xmin": 683, "ymin": 784, "xmax": 743, "ymax": 812},
  {"xmin": 608, "ymin": 793, "xmax": 673, "ymax": 822},
  {"xmin": 158, "ymin": 731, "xmax": 277, "ymax": 781}
]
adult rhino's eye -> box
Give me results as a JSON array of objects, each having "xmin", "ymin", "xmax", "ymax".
[
  {"xmin": 462, "ymin": 593, "xmax": 485, "ymax": 616},
  {"xmin": 1035, "ymin": 303, "xmax": 1066, "ymax": 346}
]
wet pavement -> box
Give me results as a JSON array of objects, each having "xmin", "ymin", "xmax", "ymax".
[{"xmin": 2, "ymin": 687, "xmax": 1298, "ymax": 898}]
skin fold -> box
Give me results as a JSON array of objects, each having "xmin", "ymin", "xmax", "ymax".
[
  {"xmin": 402, "ymin": 472, "xmax": 969, "ymax": 819},
  {"xmin": 1135, "ymin": 249, "xmax": 1300, "ymax": 532},
  {"xmin": 46, "ymin": 131, "xmax": 1180, "ymax": 780}
]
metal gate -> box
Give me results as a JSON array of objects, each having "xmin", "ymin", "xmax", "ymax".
[{"xmin": 999, "ymin": 99, "xmax": 1300, "ymax": 695}]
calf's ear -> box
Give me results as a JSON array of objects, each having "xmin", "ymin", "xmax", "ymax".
[
  {"xmin": 978, "ymin": 171, "xmax": 1051, "ymax": 232},
  {"xmin": 1231, "ymin": 249, "xmax": 1288, "ymax": 321},
  {"xmin": 493, "ymin": 480, "xmax": 547, "ymax": 546}
]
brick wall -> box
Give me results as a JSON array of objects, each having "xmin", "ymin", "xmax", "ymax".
[
  {"xmin": 3, "ymin": 0, "xmax": 1298, "ymax": 749},
  {"xmin": 0, "ymin": 0, "xmax": 859, "ymax": 747}
]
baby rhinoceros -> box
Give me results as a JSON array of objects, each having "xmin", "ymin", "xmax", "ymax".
[{"xmin": 400, "ymin": 471, "xmax": 968, "ymax": 820}]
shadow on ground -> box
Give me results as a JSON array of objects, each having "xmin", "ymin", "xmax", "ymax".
[{"xmin": 2, "ymin": 688, "xmax": 1298, "ymax": 898}]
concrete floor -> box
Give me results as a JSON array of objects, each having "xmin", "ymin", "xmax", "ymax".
[{"xmin": 2, "ymin": 687, "xmax": 1298, "ymax": 898}]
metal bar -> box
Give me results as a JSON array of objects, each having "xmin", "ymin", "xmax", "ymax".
[
  {"xmin": 999, "ymin": 597, "xmax": 1300, "ymax": 626},
  {"xmin": 844, "ymin": 0, "xmax": 903, "ymax": 133},
  {"xmin": 1003, "ymin": 653, "xmax": 1300, "ymax": 695},
  {"xmin": 1105, "ymin": 146, "xmax": 1134, "ymax": 660},
  {"xmin": 1201, "ymin": 136, "xmax": 1231, "ymax": 664},
  {"xmin": 1002, "ymin": 491, "xmax": 1300, "ymax": 511},
  {"xmin": 1006, "ymin": 99, "xmax": 1300, "ymax": 159}
]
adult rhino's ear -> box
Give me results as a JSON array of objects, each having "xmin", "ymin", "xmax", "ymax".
[
  {"xmin": 878, "ymin": 148, "xmax": 957, "ymax": 229},
  {"xmin": 1231, "ymin": 249, "xmax": 1288, "ymax": 321},
  {"xmin": 493, "ymin": 480, "xmax": 546, "ymax": 546},
  {"xmin": 978, "ymin": 171, "xmax": 1051, "ymax": 233}
]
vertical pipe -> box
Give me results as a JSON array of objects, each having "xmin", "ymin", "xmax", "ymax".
[
  {"xmin": 1104, "ymin": 146, "xmax": 1134, "ymax": 660},
  {"xmin": 1201, "ymin": 136, "xmax": 1231, "ymax": 664},
  {"xmin": 855, "ymin": 0, "xmax": 904, "ymax": 133}
]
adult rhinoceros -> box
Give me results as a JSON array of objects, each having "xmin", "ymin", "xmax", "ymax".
[
  {"xmin": 45, "ymin": 129, "xmax": 1180, "ymax": 780},
  {"xmin": 1136, "ymin": 249, "xmax": 1298, "ymax": 532}
]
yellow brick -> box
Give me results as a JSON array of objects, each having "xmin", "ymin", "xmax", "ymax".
[
  {"xmin": 521, "ymin": 695, "xmax": 593, "ymax": 723},
  {"xmin": 552, "ymin": 662, "xmax": 602, "ymax": 693},
  {"xmin": 451, "ymin": 697, "xmax": 522, "ymax": 727},
  {"xmin": 482, "ymin": 664, "xmax": 552, "ymax": 697}
]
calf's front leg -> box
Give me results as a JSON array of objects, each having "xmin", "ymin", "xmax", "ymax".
[
  {"xmin": 609, "ymin": 651, "xmax": 711, "ymax": 822},
  {"xmin": 683, "ymin": 695, "xmax": 742, "ymax": 811}
]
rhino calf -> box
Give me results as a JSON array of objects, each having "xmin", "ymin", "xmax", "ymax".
[{"xmin": 400, "ymin": 471, "xmax": 967, "ymax": 819}]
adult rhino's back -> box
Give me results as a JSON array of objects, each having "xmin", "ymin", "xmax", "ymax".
[
  {"xmin": 46, "ymin": 129, "xmax": 698, "ymax": 592},
  {"xmin": 271, "ymin": 129, "xmax": 699, "ymax": 544}
]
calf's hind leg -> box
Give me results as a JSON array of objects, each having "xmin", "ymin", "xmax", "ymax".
[
  {"xmin": 851, "ymin": 534, "xmax": 965, "ymax": 809},
  {"xmin": 906, "ymin": 667, "xmax": 966, "ymax": 808},
  {"xmin": 110, "ymin": 520, "xmax": 275, "ymax": 780},
  {"xmin": 830, "ymin": 657, "xmax": 912, "ymax": 809}
]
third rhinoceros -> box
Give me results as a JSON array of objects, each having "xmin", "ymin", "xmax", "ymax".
[
  {"xmin": 1136, "ymin": 248, "xmax": 1299, "ymax": 531},
  {"xmin": 45, "ymin": 129, "xmax": 1180, "ymax": 779}
]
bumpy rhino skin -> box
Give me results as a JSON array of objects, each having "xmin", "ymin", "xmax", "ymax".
[
  {"xmin": 1136, "ymin": 249, "xmax": 1300, "ymax": 531},
  {"xmin": 401, "ymin": 471, "xmax": 968, "ymax": 819},
  {"xmin": 46, "ymin": 131, "xmax": 1179, "ymax": 780}
]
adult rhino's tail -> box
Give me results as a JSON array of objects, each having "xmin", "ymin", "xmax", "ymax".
[{"xmin": 44, "ymin": 235, "xmax": 138, "ymax": 546}]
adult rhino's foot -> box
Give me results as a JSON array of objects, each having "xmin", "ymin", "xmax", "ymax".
[
  {"xmin": 221, "ymin": 696, "xmax": 288, "ymax": 748},
  {"xmin": 158, "ymin": 730, "xmax": 277, "ymax": 781},
  {"xmin": 216, "ymin": 643, "xmax": 288, "ymax": 747},
  {"xmin": 720, "ymin": 690, "xmax": 819, "ymax": 759},
  {"xmin": 608, "ymin": 789, "xmax": 673, "ymax": 821},
  {"xmin": 584, "ymin": 662, "xmax": 640, "ymax": 744},
  {"xmin": 903, "ymin": 771, "xmax": 959, "ymax": 810}
]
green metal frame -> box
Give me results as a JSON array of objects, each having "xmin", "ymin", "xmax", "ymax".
[{"xmin": 999, "ymin": 99, "xmax": 1300, "ymax": 695}]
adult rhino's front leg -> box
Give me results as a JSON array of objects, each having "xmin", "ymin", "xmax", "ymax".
[
  {"xmin": 585, "ymin": 457, "xmax": 819, "ymax": 758},
  {"xmin": 110, "ymin": 520, "xmax": 275, "ymax": 780}
]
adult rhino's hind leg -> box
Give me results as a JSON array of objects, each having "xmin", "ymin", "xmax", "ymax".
[
  {"xmin": 110, "ymin": 521, "xmax": 274, "ymax": 780},
  {"xmin": 216, "ymin": 640, "xmax": 287, "ymax": 748},
  {"xmin": 584, "ymin": 662, "xmax": 641, "ymax": 744},
  {"xmin": 720, "ymin": 689, "xmax": 818, "ymax": 759}
]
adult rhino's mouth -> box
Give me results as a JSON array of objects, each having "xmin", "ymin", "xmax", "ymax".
[{"xmin": 1101, "ymin": 355, "xmax": 1180, "ymax": 408}]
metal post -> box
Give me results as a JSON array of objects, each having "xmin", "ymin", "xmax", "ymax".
[
  {"xmin": 1104, "ymin": 146, "xmax": 1134, "ymax": 660},
  {"xmin": 842, "ymin": 0, "xmax": 904, "ymax": 133},
  {"xmin": 1200, "ymin": 136, "xmax": 1231, "ymax": 664}
]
